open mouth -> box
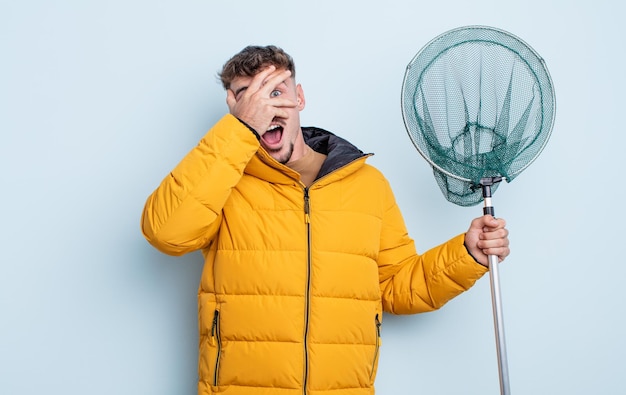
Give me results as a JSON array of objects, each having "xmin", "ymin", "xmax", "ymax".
[{"xmin": 262, "ymin": 124, "xmax": 284, "ymax": 146}]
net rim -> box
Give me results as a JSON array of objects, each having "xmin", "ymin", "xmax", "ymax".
[{"xmin": 400, "ymin": 25, "xmax": 556, "ymax": 184}]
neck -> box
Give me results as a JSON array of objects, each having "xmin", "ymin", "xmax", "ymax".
[{"xmin": 285, "ymin": 129, "xmax": 308, "ymax": 164}]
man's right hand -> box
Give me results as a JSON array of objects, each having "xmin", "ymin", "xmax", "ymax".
[{"xmin": 226, "ymin": 66, "xmax": 297, "ymax": 137}]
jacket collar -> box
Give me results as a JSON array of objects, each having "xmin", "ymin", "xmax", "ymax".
[
  {"xmin": 245, "ymin": 126, "xmax": 372, "ymax": 185},
  {"xmin": 302, "ymin": 126, "xmax": 369, "ymax": 180}
]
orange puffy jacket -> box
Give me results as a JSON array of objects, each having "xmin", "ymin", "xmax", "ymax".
[{"xmin": 141, "ymin": 114, "xmax": 487, "ymax": 395}]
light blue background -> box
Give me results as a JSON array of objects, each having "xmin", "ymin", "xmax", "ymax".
[{"xmin": 1, "ymin": 1, "xmax": 624, "ymax": 394}]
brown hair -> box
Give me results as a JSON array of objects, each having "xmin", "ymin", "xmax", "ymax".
[{"xmin": 218, "ymin": 45, "xmax": 296, "ymax": 90}]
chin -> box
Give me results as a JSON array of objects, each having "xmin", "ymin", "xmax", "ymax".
[{"xmin": 271, "ymin": 143, "xmax": 295, "ymax": 165}]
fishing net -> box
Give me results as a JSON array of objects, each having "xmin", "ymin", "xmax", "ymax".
[
  {"xmin": 401, "ymin": 26, "xmax": 555, "ymax": 206},
  {"xmin": 400, "ymin": 26, "xmax": 556, "ymax": 395}
]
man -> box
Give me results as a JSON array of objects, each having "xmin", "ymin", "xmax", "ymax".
[{"xmin": 141, "ymin": 45, "xmax": 509, "ymax": 395}]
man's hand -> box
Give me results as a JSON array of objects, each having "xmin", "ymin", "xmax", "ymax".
[
  {"xmin": 226, "ymin": 66, "xmax": 297, "ymax": 136},
  {"xmin": 464, "ymin": 215, "xmax": 510, "ymax": 267}
]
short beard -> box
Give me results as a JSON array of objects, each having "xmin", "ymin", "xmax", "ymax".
[{"xmin": 269, "ymin": 142, "xmax": 295, "ymax": 165}]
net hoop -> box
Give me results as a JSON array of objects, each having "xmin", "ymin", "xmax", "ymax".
[{"xmin": 401, "ymin": 25, "xmax": 556, "ymax": 186}]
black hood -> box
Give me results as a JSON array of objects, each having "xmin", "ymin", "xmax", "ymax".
[{"xmin": 302, "ymin": 126, "xmax": 370, "ymax": 180}]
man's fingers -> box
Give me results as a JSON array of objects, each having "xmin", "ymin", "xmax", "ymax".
[
  {"xmin": 480, "ymin": 227, "xmax": 509, "ymax": 243},
  {"xmin": 245, "ymin": 67, "xmax": 291, "ymax": 98},
  {"xmin": 256, "ymin": 69, "xmax": 292, "ymax": 99},
  {"xmin": 269, "ymin": 97, "xmax": 298, "ymax": 108},
  {"xmin": 478, "ymin": 229, "xmax": 510, "ymax": 260},
  {"xmin": 264, "ymin": 68, "xmax": 292, "ymax": 88},
  {"xmin": 273, "ymin": 107, "xmax": 290, "ymax": 120},
  {"xmin": 245, "ymin": 65, "xmax": 277, "ymax": 94},
  {"xmin": 480, "ymin": 216, "xmax": 506, "ymax": 232},
  {"xmin": 226, "ymin": 66, "xmax": 296, "ymax": 133},
  {"xmin": 479, "ymin": 232, "xmax": 509, "ymax": 246}
]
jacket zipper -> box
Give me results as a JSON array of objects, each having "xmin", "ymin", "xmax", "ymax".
[
  {"xmin": 299, "ymin": 158, "xmax": 369, "ymax": 393},
  {"xmin": 302, "ymin": 187, "xmax": 312, "ymax": 394},
  {"xmin": 370, "ymin": 314, "xmax": 382, "ymax": 379},
  {"xmin": 211, "ymin": 310, "xmax": 222, "ymax": 386}
]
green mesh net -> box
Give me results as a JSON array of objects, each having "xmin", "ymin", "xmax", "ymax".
[{"xmin": 401, "ymin": 26, "xmax": 556, "ymax": 206}]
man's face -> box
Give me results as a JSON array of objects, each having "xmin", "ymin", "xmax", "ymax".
[{"xmin": 229, "ymin": 69, "xmax": 306, "ymax": 164}]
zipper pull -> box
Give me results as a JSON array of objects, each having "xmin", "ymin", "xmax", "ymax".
[
  {"xmin": 375, "ymin": 314, "xmax": 381, "ymax": 337},
  {"xmin": 304, "ymin": 188, "xmax": 311, "ymax": 224},
  {"xmin": 212, "ymin": 310, "xmax": 219, "ymax": 336},
  {"xmin": 210, "ymin": 310, "xmax": 219, "ymax": 346}
]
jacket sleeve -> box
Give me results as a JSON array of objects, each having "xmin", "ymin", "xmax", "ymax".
[
  {"xmin": 377, "ymin": 180, "xmax": 488, "ymax": 315},
  {"xmin": 141, "ymin": 114, "xmax": 260, "ymax": 256}
]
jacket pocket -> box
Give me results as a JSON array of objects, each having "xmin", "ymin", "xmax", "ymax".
[
  {"xmin": 370, "ymin": 314, "xmax": 382, "ymax": 381},
  {"xmin": 211, "ymin": 309, "xmax": 222, "ymax": 386}
]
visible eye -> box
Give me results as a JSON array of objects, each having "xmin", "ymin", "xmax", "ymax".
[{"xmin": 270, "ymin": 90, "xmax": 282, "ymax": 98}]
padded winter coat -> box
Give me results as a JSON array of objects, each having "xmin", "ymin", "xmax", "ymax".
[{"xmin": 141, "ymin": 114, "xmax": 487, "ymax": 395}]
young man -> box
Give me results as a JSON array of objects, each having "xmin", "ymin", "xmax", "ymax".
[{"xmin": 141, "ymin": 45, "xmax": 509, "ymax": 395}]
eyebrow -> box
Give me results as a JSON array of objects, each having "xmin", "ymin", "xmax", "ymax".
[{"xmin": 234, "ymin": 86, "xmax": 248, "ymax": 98}]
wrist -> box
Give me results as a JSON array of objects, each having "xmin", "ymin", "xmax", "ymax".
[
  {"xmin": 464, "ymin": 239, "xmax": 487, "ymax": 267},
  {"xmin": 236, "ymin": 117, "xmax": 260, "ymax": 141}
]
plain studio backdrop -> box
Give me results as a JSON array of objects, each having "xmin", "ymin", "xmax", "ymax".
[{"xmin": 1, "ymin": 1, "xmax": 623, "ymax": 394}]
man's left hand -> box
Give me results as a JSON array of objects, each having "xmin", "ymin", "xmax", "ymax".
[{"xmin": 464, "ymin": 215, "xmax": 510, "ymax": 267}]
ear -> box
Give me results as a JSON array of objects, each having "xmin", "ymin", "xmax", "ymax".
[{"xmin": 296, "ymin": 84, "xmax": 306, "ymax": 110}]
